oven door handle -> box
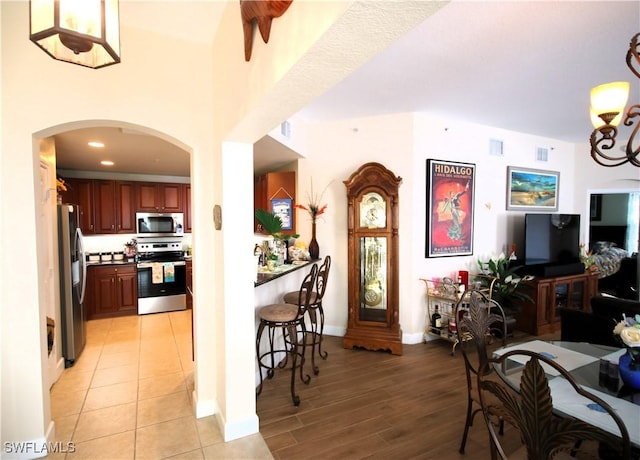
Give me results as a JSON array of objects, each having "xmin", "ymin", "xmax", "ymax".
[{"xmin": 137, "ymin": 261, "xmax": 186, "ymax": 269}]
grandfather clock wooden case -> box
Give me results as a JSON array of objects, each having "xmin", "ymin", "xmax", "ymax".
[{"xmin": 343, "ymin": 162, "xmax": 403, "ymax": 355}]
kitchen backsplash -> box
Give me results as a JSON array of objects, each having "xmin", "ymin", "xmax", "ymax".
[{"xmin": 84, "ymin": 233, "xmax": 192, "ymax": 255}]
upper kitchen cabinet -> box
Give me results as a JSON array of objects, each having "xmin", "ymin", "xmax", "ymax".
[
  {"xmin": 60, "ymin": 178, "xmax": 96, "ymax": 234},
  {"xmin": 61, "ymin": 178, "xmax": 135, "ymax": 234},
  {"xmin": 94, "ymin": 180, "xmax": 136, "ymax": 234},
  {"xmin": 136, "ymin": 182, "xmax": 183, "ymax": 212},
  {"xmin": 254, "ymin": 171, "xmax": 296, "ymax": 235}
]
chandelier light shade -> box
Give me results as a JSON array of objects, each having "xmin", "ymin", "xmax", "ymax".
[
  {"xmin": 589, "ymin": 33, "xmax": 640, "ymax": 167},
  {"xmin": 29, "ymin": 0, "xmax": 121, "ymax": 69},
  {"xmin": 590, "ymin": 82, "xmax": 629, "ymax": 126}
]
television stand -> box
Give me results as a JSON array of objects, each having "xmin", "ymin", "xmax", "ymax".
[
  {"xmin": 520, "ymin": 262, "xmax": 586, "ymax": 278},
  {"xmin": 513, "ymin": 271, "xmax": 598, "ymax": 336}
]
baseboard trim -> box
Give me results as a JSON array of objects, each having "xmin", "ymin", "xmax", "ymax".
[{"xmin": 216, "ymin": 412, "xmax": 260, "ymax": 442}]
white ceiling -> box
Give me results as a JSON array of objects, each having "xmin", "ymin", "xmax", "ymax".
[{"xmin": 54, "ymin": 1, "xmax": 640, "ymax": 177}]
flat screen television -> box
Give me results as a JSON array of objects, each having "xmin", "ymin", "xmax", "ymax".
[{"xmin": 522, "ymin": 213, "xmax": 583, "ymax": 277}]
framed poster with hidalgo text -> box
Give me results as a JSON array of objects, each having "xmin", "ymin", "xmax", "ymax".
[{"xmin": 426, "ymin": 159, "xmax": 475, "ymax": 257}]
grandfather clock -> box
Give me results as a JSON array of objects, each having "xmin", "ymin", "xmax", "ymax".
[{"xmin": 343, "ymin": 162, "xmax": 402, "ymax": 355}]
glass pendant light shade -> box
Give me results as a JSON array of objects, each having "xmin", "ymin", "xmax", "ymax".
[
  {"xmin": 590, "ymin": 81, "xmax": 630, "ymax": 126},
  {"xmin": 30, "ymin": 0, "xmax": 120, "ymax": 69}
]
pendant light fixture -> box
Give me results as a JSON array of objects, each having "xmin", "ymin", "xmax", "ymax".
[
  {"xmin": 30, "ymin": 0, "xmax": 121, "ymax": 69},
  {"xmin": 589, "ymin": 33, "xmax": 640, "ymax": 167}
]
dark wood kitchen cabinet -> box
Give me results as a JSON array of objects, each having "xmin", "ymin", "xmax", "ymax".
[
  {"xmin": 60, "ymin": 178, "xmax": 135, "ymax": 234},
  {"xmin": 87, "ymin": 264, "xmax": 138, "ymax": 319},
  {"xmin": 94, "ymin": 180, "xmax": 136, "ymax": 234},
  {"xmin": 60, "ymin": 177, "xmax": 191, "ymax": 234},
  {"xmin": 60, "ymin": 178, "xmax": 96, "ymax": 234},
  {"xmin": 136, "ymin": 182, "xmax": 183, "ymax": 212},
  {"xmin": 253, "ymin": 171, "xmax": 296, "ymax": 234}
]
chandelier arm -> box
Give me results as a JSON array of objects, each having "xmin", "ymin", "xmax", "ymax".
[
  {"xmin": 623, "ymin": 104, "xmax": 640, "ymax": 166},
  {"xmin": 590, "ymin": 33, "xmax": 640, "ymax": 167},
  {"xmin": 589, "ymin": 125, "xmax": 637, "ymax": 167},
  {"xmin": 626, "ymin": 33, "xmax": 640, "ymax": 80}
]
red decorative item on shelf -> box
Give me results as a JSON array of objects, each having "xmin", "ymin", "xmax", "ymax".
[{"xmin": 458, "ymin": 270, "xmax": 469, "ymax": 289}]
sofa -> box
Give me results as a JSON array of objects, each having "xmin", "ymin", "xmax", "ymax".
[{"xmin": 559, "ymin": 294, "xmax": 640, "ymax": 347}]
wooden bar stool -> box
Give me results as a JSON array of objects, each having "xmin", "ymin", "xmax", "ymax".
[
  {"xmin": 283, "ymin": 255, "xmax": 331, "ymax": 375},
  {"xmin": 255, "ymin": 263, "xmax": 318, "ymax": 406}
]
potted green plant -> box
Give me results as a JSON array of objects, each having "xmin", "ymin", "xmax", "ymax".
[
  {"xmin": 476, "ymin": 253, "xmax": 534, "ymax": 312},
  {"xmin": 255, "ymin": 209, "xmax": 299, "ymax": 265}
]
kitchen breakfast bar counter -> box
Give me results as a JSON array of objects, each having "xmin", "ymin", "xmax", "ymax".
[
  {"xmin": 254, "ymin": 260, "xmax": 315, "ymax": 287},
  {"xmin": 254, "ymin": 260, "xmax": 318, "ymax": 387}
]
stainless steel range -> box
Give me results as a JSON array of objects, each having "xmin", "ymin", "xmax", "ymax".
[{"xmin": 136, "ymin": 239, "xmax": 187, "ymax": 315}]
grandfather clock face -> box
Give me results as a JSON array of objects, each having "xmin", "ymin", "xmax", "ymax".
[{"xmin": 359, "ymin": 192, "xmax": 386, "ymax": 229}]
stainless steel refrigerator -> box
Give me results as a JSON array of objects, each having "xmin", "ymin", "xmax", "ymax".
[{"xmin": 58, "ymin": 204, "xmax": 87, "ymax": 367}]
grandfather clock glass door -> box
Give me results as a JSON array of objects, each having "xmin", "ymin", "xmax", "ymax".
[
  {"xmin": 360, "ymin": 236, "xmax": 387, "ymax": 321},
  {"xmin": 344, "ymin": 163, "xmax": 402, "ymax": 355}
]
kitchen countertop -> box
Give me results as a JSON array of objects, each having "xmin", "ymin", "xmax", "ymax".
[
  {"xmin": 255, "ymin": 260, "xmax": 314, "ymax": 287},
  {"xmin": 87, "ymin": 259, "xmax": 137, "ymax": 266}
]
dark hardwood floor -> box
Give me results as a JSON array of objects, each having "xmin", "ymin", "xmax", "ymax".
[{"xmin": 257, "ymin": 330, "xmax": 559, "ymax": 459}]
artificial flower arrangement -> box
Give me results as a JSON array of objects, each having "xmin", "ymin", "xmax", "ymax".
[
  {"xmin": 613, "ymin": 313, "xmax": 640, "ymax": 369},
  {"xmin": 476, "ymin": 252, "xmax": 534, "ymax": 310},
  {"xmin": 294, "ymin": 179, "xmax": 328, "ymax": 223},
  {"xmin": 56, "ymin": 177, "xmax": 67, "ymax": 192},
  {"xmin": 579, "ymin": 243, "xmax": 597, "ymax": 273}
]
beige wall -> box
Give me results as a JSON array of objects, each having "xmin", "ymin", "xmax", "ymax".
[{"xmin": 1, "ymin": 0, "xmax": 441, "ymax": 449}]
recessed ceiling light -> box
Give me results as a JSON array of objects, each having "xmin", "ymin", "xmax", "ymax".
[
  {"xmin": 88, "ymin": 141, "xmax": 105, "ymax": 148},
  {"xmin": 101, "ymin": 160, "xmax": 114, "ymax": 166}
]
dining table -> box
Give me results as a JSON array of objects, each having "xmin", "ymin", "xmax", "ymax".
[{"xmin": 493, "ymin": 340, "xmax": 640, "ymax": 450}]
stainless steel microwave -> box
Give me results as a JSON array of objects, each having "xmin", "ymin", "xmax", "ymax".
[{"xmin": 136, "ymin": 212, "xmax": 184, "ymax": 237}]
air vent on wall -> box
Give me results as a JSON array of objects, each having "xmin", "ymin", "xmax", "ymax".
[
  {"xmin": 536, "ymin": 147, "xmax": 549, "ymax": 162},
  {"xmin": 489, "ymin": 139, "xmax": 503, "ymax": 156},
  {"xmin": 280, "ymin": 121, "xmax": 291, "ymax": 139}
]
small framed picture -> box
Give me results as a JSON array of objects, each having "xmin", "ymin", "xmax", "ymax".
[
  {"xmin": 271, "ymin": 198, "xmax": 293, "ymax": 230},
  {"xmin": 506, "ymin": 166, "xmax": 559, "ymax": 212}
]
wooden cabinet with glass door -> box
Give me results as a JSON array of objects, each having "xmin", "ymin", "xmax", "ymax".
[{"xmin": 514, "ymin": 272, "xmax": 598, "ymax": 335}]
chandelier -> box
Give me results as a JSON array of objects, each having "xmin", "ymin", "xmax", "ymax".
[
  {"xmin": 589, "ymin": 33, "xmax": 640, "ymax": 167},
  {"xmin": 29, "ymin": 0, "xmax": 120, "ymax": 69}
]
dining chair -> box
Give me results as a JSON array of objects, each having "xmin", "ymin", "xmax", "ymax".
[
  {"xmin": 477, "ymin": 349, "xmax": 631, "ymax": 460},
  {"xmin": 455, "ymin": 288, "xmax": 508, "ymax": 454},
  {"xmin": 256, "ymin": 263, "xmax": 318, "ymax": 406},
  {"xmin": 283, "ymin": 255, "xmax": 331, "ymax": 375}
]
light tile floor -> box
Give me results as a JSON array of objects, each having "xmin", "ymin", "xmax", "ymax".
[{"xmin": 49, "ymin": 310, "xmax": 272, "ymax": 459}]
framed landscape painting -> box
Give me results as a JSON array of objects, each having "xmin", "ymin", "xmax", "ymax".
[
  {"xmin": 425, "ymin": 159, "xmax": 475, "ymax": 257},
  {"xmin": 506, "ymin": 166, "xmax": 559, "ymax": 212}
]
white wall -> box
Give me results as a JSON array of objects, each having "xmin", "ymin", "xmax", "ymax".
[{"xmin": 289, "ymin": 111, "xmax": 590, "ymax": 343}]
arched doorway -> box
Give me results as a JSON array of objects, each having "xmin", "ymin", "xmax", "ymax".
[{"xmin": 35, "ymin": 120, "xmax": 195, "ymax": 448}]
